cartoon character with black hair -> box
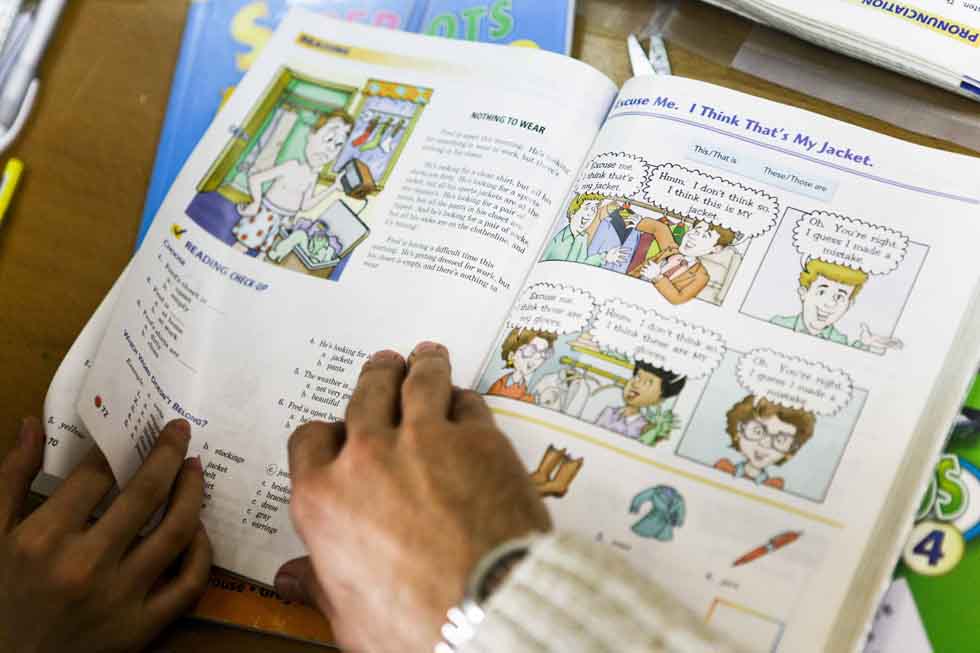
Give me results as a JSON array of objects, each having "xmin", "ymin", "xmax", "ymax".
[{"xmin": 594, "ymin": 360, "xmax": 686, "ymax": 445}]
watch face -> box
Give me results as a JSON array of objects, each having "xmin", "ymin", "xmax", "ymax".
[{"xmin": 476, "ymin": 549, "xmax": 530, "ymax": 603}]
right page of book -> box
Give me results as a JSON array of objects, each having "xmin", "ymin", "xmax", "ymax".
[{"xmin": 475, "ymin": 74, "xmax": 980, "ymax": 653}]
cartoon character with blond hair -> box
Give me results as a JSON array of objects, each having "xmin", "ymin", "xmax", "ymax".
[
  {"xmin": 542, "ymin": 193, "xmax": 629, "ymax": 267},
  {"xmin": 769, "ymin": 259, "xmax": 902, "ymax": 353},
  {"xmin": 715, "ymin": 395, "xmax": 816, "ymax": 491}
]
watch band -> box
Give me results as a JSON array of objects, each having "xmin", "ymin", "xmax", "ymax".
[{"xmin": 434, "ymin": 534, "xmax": 540, "ymax": 653}]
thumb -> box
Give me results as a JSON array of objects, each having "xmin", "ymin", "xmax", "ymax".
[{"xmin": 274, "ymin": 556, "xmax": 330, "ymax": 610}]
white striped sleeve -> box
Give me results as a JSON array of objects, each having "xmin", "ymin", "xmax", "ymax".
[{"xmin": 460, "ymin": 533, "xmax": 740, "ymax": 653}]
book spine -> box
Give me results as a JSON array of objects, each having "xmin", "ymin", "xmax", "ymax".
[
  {"xmin": 564, "ymin": 0, "xmax": 576, "ymax": 56},
  {"xmin": 133, "ymin": 0, "xmax": 213, "ymax": 250},
  {"xmin": 405, "ymin": 0, "xmax": 428, "ymax": 33}
]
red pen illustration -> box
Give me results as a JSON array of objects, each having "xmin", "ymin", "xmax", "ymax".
[{"xmin": 732, "ymin": 531, "xmax": 802, "ymax": 567}]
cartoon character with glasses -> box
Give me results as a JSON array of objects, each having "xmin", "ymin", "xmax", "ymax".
[
  {"xmin": 714, "ymin": 395, "xmax": 816, "ymax": 491},
  {"xmin": 488, "ymin": 328, "xmax": 557, "ymax": 403}
]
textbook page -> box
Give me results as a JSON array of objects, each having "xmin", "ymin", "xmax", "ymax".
[
  {"xmin": 74, "ymin": 11, "xmax": 616, "ymax": 584},
  {"xmin": 474, "ymin": 74, "xmax": 980, "ymax": 653},
  {"xmin": 769, "ymin": 0, "xmax": 980, "ymax": 88}
]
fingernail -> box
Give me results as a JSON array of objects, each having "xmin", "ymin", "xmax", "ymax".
[
  {"xmin": 18, "ymin": 418, "xmax": 39, "ymax": 447},
  {"xmin": 413, "ymin": 341, "xmax": 445, "ymax": 355},
  {"xmin": 274, "ymin": 571, "xmax": 301, "ymax": 601},
  {"xmin": 369, "ymin": 349, "xmax": 402, "ymax": 364},
  {"xmin": 171, "ymin": 419, "xmax": 191, "ymax": 439},
  {"xmin": 186, "ymin": 456, "xmax": 203, "ymax": 472}
]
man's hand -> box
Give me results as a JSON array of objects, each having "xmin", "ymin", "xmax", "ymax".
[
  {"xmin": 0, "ymin": 418, "xmax": 211, "ymax": 653},
  {"xmin": 277, "ymin": 343, "xmax": 552, "ymax": 653},
  {"xmin": 603, "ymin": 246, "xmax": 629, "ymax": 266},
  {"xmin": 639, "ymin": 258, "xmax": 664, "ymax": 281},
  {"xmin": 857, "ymin": 323, "xmax": 904, "ymax": 354}
]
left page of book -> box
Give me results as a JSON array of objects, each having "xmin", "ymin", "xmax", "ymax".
[
  {"xmin": 38, "ymin": 270, "xmax": 337, "ymax": 643},
  {"xmin": 75, "ymin": 10, "xmax": 616, "ymax": 584},
  {"xmin": 40, "ymin": 289, "xmax": 339, "ymax": 644}
]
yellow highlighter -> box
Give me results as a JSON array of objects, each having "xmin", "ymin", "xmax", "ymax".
[{"xmin": 0, "ymin": 157, "xmax": 23, "ymax": 228}]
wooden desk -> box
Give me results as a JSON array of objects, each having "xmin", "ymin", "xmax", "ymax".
[{"xmin": 0, "ymin": 1, "xmax": 975, "ymax": 650}]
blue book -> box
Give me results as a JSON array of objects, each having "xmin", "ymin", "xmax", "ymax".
[
  {"xmin": 135, "ymin": 0, "xmax": 575, "ymax": 248},
  {"xmin": 415, "ymin": 0, "xmax": 574, "ymax": 53}
]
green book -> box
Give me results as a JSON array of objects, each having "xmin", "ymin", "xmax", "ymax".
[{"xmin": 868, "ymin": 373, "xmax": 980, "ymax": 651}]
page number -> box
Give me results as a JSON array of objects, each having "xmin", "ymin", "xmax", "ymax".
[
  {"xmin": 912, "ymin": 529, "xmax": 944, "ymax": 566},
  {"xmin": 903, "ymin": 521, "xmax": 963, "ymax": 576}
]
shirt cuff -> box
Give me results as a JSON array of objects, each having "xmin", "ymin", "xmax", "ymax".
[{"xmin": 459, "ymin": 532, "xmax": 738, "ymax": 653}]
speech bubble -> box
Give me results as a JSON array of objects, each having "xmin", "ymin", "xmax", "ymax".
[
  {"xmin": 572, "ymin": 151, "xmax": 654, "ymax": 199},
  {"xmin": 644, "ymin": 164, "xmax": 779, "ymax": 240},
  {"xmin": 591, "ymin": 298, "xmax": 647, "ymax": 357},
  {"xmin": 634, "ymin": 311, "xmax": 725, "ymax": 381},
  {"xmin": 506, "ymin": 283, "xmax": 595, "ymax": 335},
  {"xmin": 591, "ymin": 299, "xmax": 726, "ymax": 380},
  {"xmin": 735, "ymin": 349, "xmax": 853, "ymax": 417},
  {"xmin": 792, "ymin": 210, "xmax": 909, "ymax": 276}
]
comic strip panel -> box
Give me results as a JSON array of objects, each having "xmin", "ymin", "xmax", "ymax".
[
  {"xmin": 740, "ymin": 207, "xmax": 927, "ymax": 355},
  {"xmin": 675, "ymin": 348, "xmax": 867, "ymax": 503},
  {"xmin": 538, "ymin": 151, "xmax": 781, "ymax": 306},
  {"xmin": 186, "ymin": 69, "xmax": 431, "ymax": 282},
  {"xmin": 477, "ymin": 282, "xmax": 726, "ymax": 447}
]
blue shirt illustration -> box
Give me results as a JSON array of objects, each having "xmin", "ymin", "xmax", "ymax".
[{"xmin": 629, "ymin": 485, "xmax": 685, "ymax": 541}]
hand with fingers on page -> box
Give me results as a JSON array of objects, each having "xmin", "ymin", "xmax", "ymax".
[
  {"xmin": 0, "ymin": 418, "xmax": 211, "ymax": 653},
  {"xmin": 275, "ymin": 342, "xmax": 552, "ymax": 652}
]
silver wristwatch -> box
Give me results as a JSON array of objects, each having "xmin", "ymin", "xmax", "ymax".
[{"xmin": 434, "ymin": 535, "xmax": 539, "ymax": 653}]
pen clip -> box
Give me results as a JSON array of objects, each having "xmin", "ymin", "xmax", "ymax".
[{"xmin": 0, "ymin": 75, "xmax": 35, "ymax": 154}]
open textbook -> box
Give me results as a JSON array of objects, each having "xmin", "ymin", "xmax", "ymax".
[
  {"xmin": 701, "ymin": 0, "xmax": 980, "ymax": 101},
  {"xmin": 38, "ymin": 10, "xmax": 980, "ymax": 653}
]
